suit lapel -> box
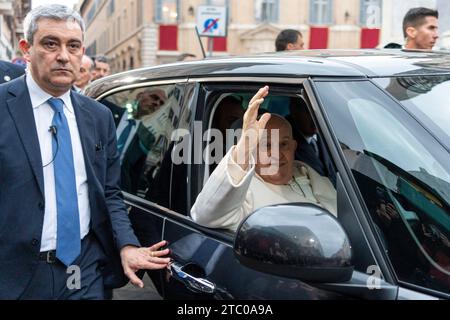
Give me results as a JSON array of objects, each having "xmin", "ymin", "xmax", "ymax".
[
  {"xmin": 6, "ymin": 76, "xmax": 45, "ymax": 197},
  {"xmin": 71, "ymin": 92, "xmax": 96, "ymax": 175}
]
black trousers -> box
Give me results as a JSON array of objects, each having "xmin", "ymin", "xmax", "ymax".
[{"xmin": 19, "ymin": 233, "xmax": 106, "ymax": 300}]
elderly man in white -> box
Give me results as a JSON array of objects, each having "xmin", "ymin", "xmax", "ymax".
[{"xmin": 191, "ymin": 86, "xmax": 337, "ymax": 231}]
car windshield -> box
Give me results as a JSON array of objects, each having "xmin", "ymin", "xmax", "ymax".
[
  {"xmin": 373, "ymin": 75, "xmax": 450, "ymax": 151},
  {"xmin": 315, "ymin": 80, "xmax": 450, "ymax": 295}
]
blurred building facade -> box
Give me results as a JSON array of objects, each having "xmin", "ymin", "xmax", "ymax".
[
  {"xmin": 0, "ymin": 0, "xmax": 31, "ymax": 61},
  {"xmin": 78, "ymin": 0, "xmax": 387, "ymax": 72},
  {"xmin": 437, "ymin": 0, "xmax": 450, "ymax": 49}
]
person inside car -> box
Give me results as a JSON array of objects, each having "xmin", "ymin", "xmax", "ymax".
[
  {"xmin": 212, "ymin": 95, "xmax": 245, "ymax": 138},
  {"xmin": 191, "ymin": 86, "xmax": 337, "ymax": 231},
  {"xmin": 286, "ymin": 97, "xmax": 337, "ymax": 186}
]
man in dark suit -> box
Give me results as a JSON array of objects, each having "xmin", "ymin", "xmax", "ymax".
[
  {"xmin": 0, "ymin": 4, "xmax": 170, "ymax": 300},
  {"xmin": 0, "ymin": 60, "xmax": 25, "ymax": 84},
  {"xmin": 286, "ymin": 96, "xmax": 337, "ymax": 186}
]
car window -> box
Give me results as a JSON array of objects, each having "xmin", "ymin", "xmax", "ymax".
[
  {"xmin": 373, "ymin": 75, "xmax": 450, "ymax": 150},
  {"xmin": 99, "ymin": 84, "xmax": 184, "ymax": 208},
  {"xmin": 204, "ymin": 90, "xmax": 314, "ymax": 176},
  {"xmin": 189, "ymin": 84, "xmax": 337, "ymax": 231},
  {"xmin": 316, "ymin": 80, "xmax": 450, "ymax": 295}
]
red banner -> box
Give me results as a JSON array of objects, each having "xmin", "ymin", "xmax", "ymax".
[
  {"xmin": 309, "ymin": 27, "xmax": 329, "ymax": 49},
  {"xmin": 159, "ymin": 25, "xmax": 178, "ymax": 51},
  {"xmin": 361, "ymin": 28, "xmax": 380, "ymax": 48}
]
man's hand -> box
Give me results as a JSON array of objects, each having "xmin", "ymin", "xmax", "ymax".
[
  {"xmin": 120, "ymin": 240, "xmax": 170, "ymax": 288},
  {"xmin": 233, "ymin": 86, "xmax": 271, "ymax": 170}
]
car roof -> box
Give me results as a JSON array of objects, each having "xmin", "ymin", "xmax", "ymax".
[{"xmin": 86, "ymin": 49, "xmax": 450, "ymax": 98}]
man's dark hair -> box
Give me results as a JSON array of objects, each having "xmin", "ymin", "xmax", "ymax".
[
  {"xmin": 384, "ymin": 42, "xmax": 402, "ymax": 49},
  {"xmin": 275, "ymin": 29, "xmax": 302, "ymax": 52},
  {"xmin": 403, "ymin": 7, "xmax": 439, "ymax": 38}
]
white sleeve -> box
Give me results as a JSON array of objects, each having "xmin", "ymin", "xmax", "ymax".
[
  {"xmin": 303, "ymin": 163, "xmax": 338, "ymax": 217},
  {"xmin": 191, "ymin": 146, "xmax": 256, "ymax": 230}
]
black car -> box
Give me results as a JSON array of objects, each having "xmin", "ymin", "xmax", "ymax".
[{"xmin": 86, "ymin": 49, "xmax": 450, "ymax": 300}]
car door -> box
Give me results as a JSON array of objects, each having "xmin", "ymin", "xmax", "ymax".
[
  {"xmin": 159, "ymin": 79, "xmax": 391, "ymax": 300},
  {"xmin": 97, "ymin": 79, "xmax": 188, "ymax": 296}
]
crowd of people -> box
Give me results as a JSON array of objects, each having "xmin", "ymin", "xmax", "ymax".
[{"xmin": 0, "ymin": 3, "xmax": 444, "ymax": 300}]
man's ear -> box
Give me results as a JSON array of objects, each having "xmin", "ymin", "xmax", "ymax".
[
  {"xmin": 286, "ymin": 43, "xmax": 294, "ymax": 50},
  {"xmin": 19, "ymin": 39, "xmax": 32, "ymax": 62},
  {"xmin": 406, "ymin": 26, "xmax": 417, "ymax": 39}
]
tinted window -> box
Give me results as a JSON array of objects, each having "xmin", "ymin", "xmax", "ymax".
[
  {"xmin": 316, "ymin": 80, "xmax": 450, "ymax": 294},
  {"xmin": 100, "ymin": 84, "xmax": 184, "ymax": 208},
  {"xmin": 374, "ymin": 76, "xmax": 450, "ymax": 150}
]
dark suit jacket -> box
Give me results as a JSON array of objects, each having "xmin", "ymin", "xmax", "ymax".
[
  {"xmin": 0, "ymin": 60, "xmax": 25, "ymax": 84},
  {"xmin": 286, "ymin": 115, "xmax": 337, "ymax": 186},
  {"xmin": 0, "ymin": 76, "xmax": 140, "ymax": 299},
  {"xmin": 100, "ymin": 98, "xmax": 126, "ymax": 127}
]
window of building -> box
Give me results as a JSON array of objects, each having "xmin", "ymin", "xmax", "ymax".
[
  {"xmin": 155, "ymin": 0, "xmax": 180, "ymax": 24},
  {"xmin": 123, "ymin": 9, "xmax": 128, "ymax": 35},
  {"xmin": 86, "ymin": 0, "xmax": 101, "ymax": 26},
  {"xmin": 255, "ymin": 0, "xmax": 279, "ymax": 23},
  {"xmin": 360, "ymin": 0, "xmax": 381, "ymax": 27},
  {"xmin": 360, "ymin": 0, "xmax": 381, "ymax": 48},
  {"xmin": 99, "ymin": 84, "xmax": 185, "ymax": 209},
  {"xmin": 359, "ymin": 0, "xmax": 381, "ymax": 28},
  {"xmin": 108, "ymin": 0, "xmax": 115, "ymax": 16},
  {"xmin": 206, "ymin": 0, "xmax": 228, "ymax": 5},
  {"xmin": 310, "ymin": 0, "xmax": 333, "ymax": 25}
]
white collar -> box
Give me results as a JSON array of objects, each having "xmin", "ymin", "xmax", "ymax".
[
  {"xmin": 303, "ymin": 133, "xmax": 317, "ymax": 144},
  {"xmin": 26, "ymin": 72, "xmax": 74, "ymax": 113}
]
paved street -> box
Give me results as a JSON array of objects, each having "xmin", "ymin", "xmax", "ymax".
[{"xmin": 113, "ymin": 274, "xmax": 162, "ymax": 300}]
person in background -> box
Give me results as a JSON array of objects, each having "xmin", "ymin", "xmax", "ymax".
[
  {"xmin": 403, "ymin": 7, "xmax": 439, "ymax": 50},
  {"xmin": 0, "ymin": 60, "xmax": 25, "ymax": 84},
  {"xmin": 74, "ymin": 54, "xmax": 93, "ymax": 92},
  {"xmin": 91, "ymin": 55, "xmax": 111, "ymax": 81},
  {"xmin": 286, "ymin": 97, "xmax": 336, "ymax": 186},
  {"xmin": 0, "ymin": 4, "xmax": 170, "ymax": 300},
  {"xmin": 275, "ymin": 29, "xmax": 304, "ymax": 51}
]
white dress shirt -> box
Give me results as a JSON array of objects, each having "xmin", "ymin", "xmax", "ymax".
[{"xmin": 27, "ymin": 73, "xmax": 91, "ymax": 252}]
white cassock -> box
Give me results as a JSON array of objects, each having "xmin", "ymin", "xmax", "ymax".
[{"xmin": 191, "ymin": 146, "xmax": 337, "ymax": 231}]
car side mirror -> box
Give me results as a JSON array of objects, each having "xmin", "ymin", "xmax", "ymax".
[{"xmin": 234, "ymin": 203, "xmax": 353, "ymax": 283}]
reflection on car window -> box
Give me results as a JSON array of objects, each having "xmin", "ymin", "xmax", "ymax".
[
  {"xmin": 316, "ymin": 80, "xmax": 450, "ymax": 294},
  {"xmin": 374, "ymin": 76, "xmax": 450, "ymax": 149},
  {"xmin": 100, "ymin": 84, "xmax": 184, "ymax": 208}
]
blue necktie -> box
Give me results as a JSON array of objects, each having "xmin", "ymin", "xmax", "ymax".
[
  {"xmin": 48, "ymin": 98, "xmax": 81, "ymax": 267},
  {"xmin": 117, "ymin": 119, "xmax": 136, "ymax": 154}
]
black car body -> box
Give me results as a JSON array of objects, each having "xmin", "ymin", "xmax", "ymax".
[{"xmin": 86, "ymin": 49, "xmax": 450, "ymax": 300}]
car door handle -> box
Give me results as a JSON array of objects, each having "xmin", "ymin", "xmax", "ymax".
[{"xmin": 169, "ymin": 262, "xmax": 216, "ymax": 294}]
